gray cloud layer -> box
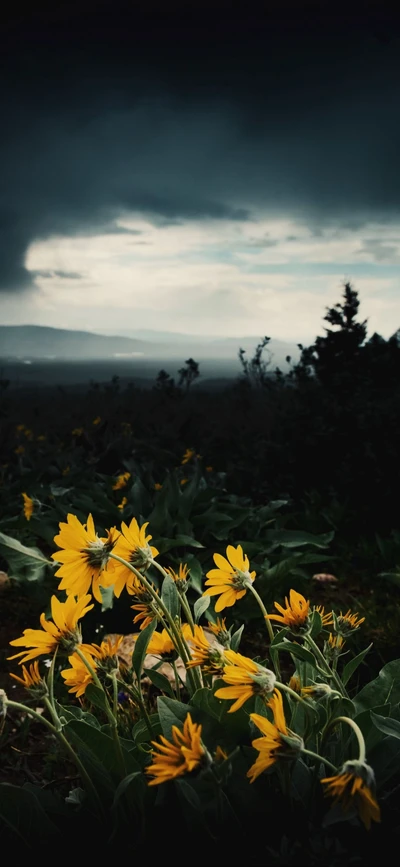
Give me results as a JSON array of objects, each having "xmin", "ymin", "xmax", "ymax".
[{"xmin": 1, "ymin": 2, "xmax": 400, "ymax": 293}]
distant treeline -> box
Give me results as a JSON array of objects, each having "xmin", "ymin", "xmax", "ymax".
[{"xmin": 1, "ymin": 283, "xmax": 400, "ymax": 537}]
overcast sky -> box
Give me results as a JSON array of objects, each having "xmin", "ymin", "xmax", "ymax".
[{"xmin": 1, "ymin": 0, "xmax": 400, "ymax": 342}]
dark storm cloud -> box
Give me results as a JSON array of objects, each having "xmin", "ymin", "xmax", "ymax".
[{"xmin": 1, "ymin": 1, "xmax": 400, "ymax": 292}]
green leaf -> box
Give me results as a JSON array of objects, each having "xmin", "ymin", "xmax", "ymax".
[
  {"xmin": 309, "ymin": 609, "xmax": 323, "ymax": 639},
  {"xmin": 265, "ymin": 529, "xmax": 334, "ymax": 549},
  {"xmin": 100, "ymin": 583, "xmax": 114, "ymax": 611},
  {"xmin": 157, "ymin": 696, "xmax": 194, "ymax": 739},
  {"xmin": 0, "ymin": 530, "xmax": 52, "ymax": 582},
  {"xmin": 370, "ymin": 712, "xmax": 400, "ymax": 741},
  {"xmin": 132, "ymin": 714, "xmax": 162, "ymax": 745},
  {"xmin": 272, "ymin": 640, "xmax": 316, "ymax": 665},
  {"xmin": 194, "ymin": 594, "xmax": 210, "ymax": 622},
  {"xmin": 369, "ymin": 735, "xmax": 400, "ymax": 785},
  {"xmin": 131, "ymin": 619, "xmax": 157, "ymax": 681},
  {"xmin": 0, "ymin": 783, "xmax": 58, "ymax": 843},
  {"xmin": 342, "ymin": 643, "xmax": 373, "ymax": 687},
  {"xmin": 230, "ymin": 624, "xmax": 244, "ymax": 652},
  {"xmin": 156, "ymin": 535, "xmax": 204, "ymax": 554},
  {"xmin": 353, "ymin": 659, "xmax": 400, "ymax": 713},
  {"xmin": 55, "ymin": 702, "xmax": 100, "ymax": 728},
  {"xmin": 192, "ymin": 687, "xmax": 224, "ymax": 721},
  {"xmin": 185, "ymin": 555, "xmax": 204, "ymax": 594},
  {"xmin": 85, "ymin": 683, "xmax": 111, "ymax": 715},
  {"xmin": 147, "ymin": 668, "xmax": 176, "ymax": 698},
  {"xmin": 112, "ymin": 771, "xmax": 146, "ymax": 813},
  {"xmin": 161, "ymin": 575, "xmax": 181, "ymax": 620}
]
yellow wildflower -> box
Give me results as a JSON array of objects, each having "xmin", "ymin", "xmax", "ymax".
[
  {"xmin": 52, "ymin": 513, "xmax": 120, "ymax": 603},
  {"xmin": 22, "ymin": 492, "xmax": 34, "ymax": 521},
  {"xmin": 9, "ymin": 661, "xmax": 43, "ymax": 691},
  {"xmin": 204, "ymin": 544, "xmax": 256, "ymax": 612},
  {"xmin": 321, "ymin": 763, "xmax": 380, "ymax": 831},
  {"xmin": 214, "ymin": 649, "xmax": 275, "ymax": 712},
  {"xmin": 247, "ymin": 689, "xmax": 292, "ymax": 782},
  {"xmin": 154, "ymin": 483, "xmax": 163, "ymax": 491},
  {"xmin": 268, "ymin": 589, "xmax": 310, "ymax": 629},
  {"xmin": 112, "ymin": 472, "xmax": 131, "ymax": 491},
  {"xmin": 118, "ymin": 496, "xmax": 128, "ymax": 511},
  {"xmin": 92, "ymin": 416, "xmax": 101, "ymax": 425},
  {"xmin": 186, "ymin": 625, "xmax": 226, "ymax": 675},
  {"xmin": 61, "ymin": 649, "xmax": 96, "ymax": 697},
  {"xmin": 8, "ymin": 594, "xmax": 93, "ymax": 664},
  {"xmin": 112, "ymin": 518, "xmax": 159, "ymax": 596},
  {"xmin": 181, "ymin": 448, "xmax": 195, "ymax": 465},
  {"xmin": 146, "ymin": 713, "xmax": 206, "ymax": 786}
]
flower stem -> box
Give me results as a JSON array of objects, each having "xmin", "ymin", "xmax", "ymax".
[
  {"xmin": 5, "ymin": 698, "xmax": 104, "ymax": 816},
  {"xmin": 325, "ymin": 716, "xmax": 366, "ymax": 764},
  {"xmin": 74, "ymin": 646, "xmax": 126, "ymax": 777},
  {"xmin": 172, "ymin": 660, "xmax": 181, "ymax": 701},
  {"xmin": 110, "ymin": 552, "xmax": 201, "ymax": 693},
  {"xmin": 276, "ymin": 681, "xmax": 319, "ymax": 719},
  {"xmin": 304, "ymin": 634, "xmax": 349, "ymax": 698},
  {"xmin": 245, "ymin": 581, "xmax": 281, "ymax": 678},
  {"xmin": 47, "ymin": 647, "xmax": 58, "ymax": 710},
  {"xmin": 302, "ymin": 747, "xmax": 338, "ymax": 773}
]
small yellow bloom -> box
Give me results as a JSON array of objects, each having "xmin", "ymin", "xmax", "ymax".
[
  {"xmin": 154, "ymin": 483, "xmax": 163, "ymax": 491},
  {"xmin": 181, "ymin": 448, "xmax": 195, "ymax": 465},
  {"xmin": 112, "ymin": 471, "xmax": 131, "ymax": 491},
  {"xmin": 71, "ymin": 427, "xmax": 83, "ymax": 436},
  {"xmin": 186, "ymin": 625, "xmax": 226, "ymax": 675},
  {"xmin": 206, "ymin": 466, "xmax": 213, "ymax": 473},
  {"xmin": 52, "ymin": 513, "xmax": 120, "ymax": 603},
  {"xmin": 288, "ymin": 674, "xmax": 301, "ymax": 693},
  {"xmin": 315, "ymin": 605, "xmax": 334, "ymax": 626},
  {"xmin": 15, "ymin": 445, "xmax": 25, "ymax": 456},
  {"xmin": 247, "ymin": 690, "xmax": 291, "ymax": 782},
  {"xmin": 321, "ymin": 764, "xmax": 380, "ymax": 831},
  {"xmin": 131, "ymin": 586, "xmax": 157, "ymax": 630},
  {"xmin": 37, "ymin": 434, "xmax": 46, "ymax": 442},
  {"xmin": 118, "ymin": 496, "xmax": 128, "ymax": 511},
  {"xmin": 268, "ymin": 589, "xmax": 310, "ymax": 629},
  {"xmin": 82, "ymin": 635, "xmax": 124, "ymax": 662},
  {"xmin": 214, "ymin": 745, "xmax": 228, "ymax": 762},
  {"xmin": 61, "ymin": 650, "xmax": 96, "ymax": 697},
  {"xmin": 112, "ymin": 518, "xmax": 159, "ymax": 596},
  {"xmin": 328, "ymin": 633, "xmax": 346, "ymax": 651},
  {"xmin": 22, "ymin": 492, "xmax": 34, "ymax": 521},
  {"xmin": 147, "ymin": 625, "xmax": 192, "ymax": 657},
  {"xmin": 8, "ymin": 594, "xmax": 93, "ymax": 664},
  {"xmin": 164, "ymin": 563, "xmax": 189, "ymax": 589},
  {"xmin": 204, "ymin": 544, "xmax": 256, "ymax": 613},
  {"xmin": 337, "ymin": 610, "xmax": 365, "ymax": 633},
  {"xmin": 180, "ymin": 478, "xmax": 188, "ymax": 486},
  {"xmin": 146, "ymin": 713, "xmax": 205, "ymax": 786},
  {"xmin": 16, "ymin": 424, "xmax": 26, "ymax": 432},
  {"xmin": 9, "ymin": 661, "xmax": 43, "ymax": 690},
  {"xmin": 92, "ymin": 416, "xmax": 101, "ymax": 425},
  {"xmin": 214, "ymin": 649, "xmax": 275, "ymax": 712}
]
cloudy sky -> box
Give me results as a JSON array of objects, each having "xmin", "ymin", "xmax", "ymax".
[{"xmin": 1, "ymin": 0, "xmax": 400, "ymax": 343}]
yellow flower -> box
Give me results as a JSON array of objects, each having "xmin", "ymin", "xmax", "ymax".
[
  {"xmin": 315, "ymin": 605, "xmax": 334, "ymax": 626},
  {"xmin": 72, "ymin": 427, "xmax": 83, "ymax": 436},
  {"xmin": 112, "ymin": 518, "xmax": 159, "ymax": 596},
  {"xmin": 9, "ymin": 661, "xmax": 43, "ymax": 690},
  {"xmin": 16, "ymin": 424, "xmax": 26, "ymax": 432},
  {"xmin": 268, "ymin": 589, "xmax": 310, "ymax": 629},
  {"xmin": 146, "ymin": 713, "xmax": 205, "ymax": 786},
  {"xmin": 181, "ymin": 448, "xmax": 195, "ymax": 465},
  {"xmin": 247, "ymin": 689, "xmax": 291, "ymax": 782},
  {"xmin": 131, "ymin": 585, "xmax": 157, "ymax": 630},
  {"xmin": 147, "ymin": 625, "xmax": 192, "ymax": 657},
  {"xmin": 186, "ymin": 625, "xmax": 226, "ymax": 675},
  {"xmin": 8, "ymin": 594, "xmax": 93, "ymax": 664},
  {"xmin": 112, "ymin": 472, "xmax": 131, "ymax": 491},
  {"xmin": 82, "ymin": 634, "xmax": 124, "ymax": 662},
  {"xmin": 214, "ymin": 649, "xmax": 275, "ymax": 712},
  {"xmin": 22, "ymin": 492, "xmax": 34, "ymax": 521},
  {"xmin": 154, "ymin": 483, "xmax": 163, "ymax": 491},
  {"xmin": 61, "ymin": 649, "xmax": 96, "ymax": 697},
  {"xmin": 118, "ymin": 496, "xmax": 128, "ymax": 511},
  {"xmin": 15, "ymin": 445, "xmax": 25, "ymax": 456},
  {"xmin": 92, "ymin": 416, "xmax": 101, "ymax": 425},
  {"xmin": 336, "ymin": 610, "xmax": 365, "ymax": 633},
  {"xmin": 207, "ymin": 618, "xmax": 230, "ymax": 645},
  {"xmin": 288, "ymin": 674, "xmax": 301, "ymax": 693},
  {"xmin": 204, "ymin": 544, "xmax": 256, "ymax": 612},
  {"xmin": 214, "ymin": 745, "xmax": 228, "ymax": 762},
  {"xmin": 328, "ymin": 633, "xmax": 345, "ymax": 651},
  {"xmin": 52, "ymin": 513, "xmax": 120, "ymax": 603},
  {"xmin": 164, "ymin": 563, "xmax": 189, "ymax": 590},
  {"xmin": 37, "ymin": 434, "xmax": 46, "ymax": 442},
  {"xmin": 206, "ymin": 466, "xmax": 213, "ymax": 473},
  {"xmin": 321, "ymin": 764, "xmax": 380, "ymax": 831},
  {"xmin": 180, "ymin": 478, "xmax": 188, "ymax": 486}
]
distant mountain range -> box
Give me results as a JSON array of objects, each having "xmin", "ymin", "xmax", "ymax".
[{"xmin": 0, "ymin": 325, "xmax": 301, "ymax": 369}]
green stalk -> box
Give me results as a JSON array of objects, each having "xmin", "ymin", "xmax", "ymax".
[
  {"xmin": 5, "ymin": 698, "xmax": 104, "ymax": 816},
  {"xmin": 245, "ymin": 581, "xmax": 281, "ymax": 679},
  {"xmin": 276, "ymin": 680, "xmax": 319, "ymax": 719},
  {"xmin": 47, "ymin": 647, "xmax": 58, "ymax": 710},
  {"xmin": 304, "ymin": 634, "xmax": 349, "ymax": 699},
  {"xmin": 74, "ymin": 646, "xmax": 126, "ymax": 777},
  {"xmin": 110, "ymin": 552, "xmax": 201, "ymax": 693},
  {"xmin": 325, "ymin": 715, "xmax": 366, "ymax": 764},
  {"xmin": 120, "ymin": 681, "xmax": 154, "ymax": 740},
  {"xmin": 301, "ymin": 747, "xmax": 338, "ymax": 773},
  {"xmin": 172, "ymin": 660, "xmax": 181, "ymax": 701}
]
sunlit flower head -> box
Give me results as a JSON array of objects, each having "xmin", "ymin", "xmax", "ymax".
[
  {"xmin": 247, "ymin": 690, "xmax": 302, "ymax": 782},
  {"xmin": 204, "ymin": 545, "xmax": 256, "ymax": 612},
  {"xmin": 82, "ymin": 635, "xmax": 124, "ymax": 663},
  {"xmin": 146, "ymin": 625, "xmax": 192, "ymax": 658},
  {"xmin": 8, "ymin": 595, "xmax": 93, "ymax": 664},
  {"xmin": 9, "ymin": 661, "xmax": 46, "ymax": 694},
  {"xmin": 315, "ymin": 605, "xmax": 334, "ymax": 626},
  {"xmin": 164, "ymin": 563, "xmax": 189, "ymax": 591},
  {"xmin": 22, "ymin": 492, "xmax": 34, "ymax": 521},
  {"xmin": 214, "ymin": 649, "xmax": 276, "ymax": 712},
  {"xmin": 71, "ymin": 427, "xmax": 83, "ymax": 437},
  {"xmin": 327, "ymin": 633, "xmax": 346, "ymax": 653},
  {"xmin": 321, "ymin": 761, "xmax": 380, "ymax": 831},
  {"xmin": 186, "ymin": 625, "xmax": 226, "ymax": 676},
  {"xmin": 181, "ymin": 448, "xmax": 195, "ymax": 465},
  {"xmin": 336, "ymin": 609, "xmax": 365, "ymax": 634},
  {"xmin": 112, "ymin": 472, "xmax": 131, "ymax": 491},
  {"xmin": 268, "ymin": 589, "xmax": 310, "ymax": 630},
  {"xmin": 52, "ymin": 513, "xmax": 120, "ymax": 604},
  {"xmin": 146, "ymin": 712, "xmax": 206, "ymax": 786},
  {"xmin": 112, "ymin": 518, "xmax": 159, "ymax": 596},
  {"xmin": 131, "ymin": 584, "xmax": 157, "ymax": 630},
  {"xmin": 207, "ymin": 617, "xmax": 231, "ymax": 646},
  {"xmin": 154, "ymin": 482, "xmax": 163, "ymax": 491},
  {"xmin": 61, "ymin": 649, "xmax": 96, "ymax": 697}
]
